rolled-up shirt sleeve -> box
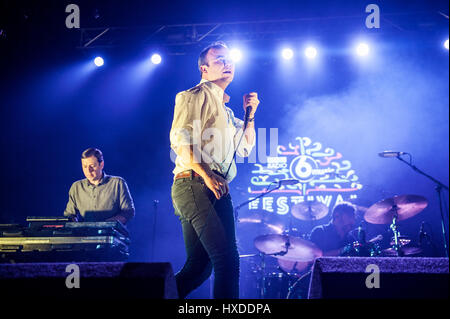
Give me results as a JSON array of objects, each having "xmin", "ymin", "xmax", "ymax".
[
  {"xmin": 63, "ymin": 183, "xmax": 79, "ymax": 218},
  {"xmin": 170, "ymin": 90, "xmax": 210, "ymax": 153},
  {"xmin": 117, "ymin": 178, "xmax": 135, "ymax": 222}
]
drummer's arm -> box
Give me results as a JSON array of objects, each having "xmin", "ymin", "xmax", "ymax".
[
  {"xmin": 310, "ymin": 228, "xmax": 336, "ymax": 256},
  {"xmin": 310, "ymin": 229, "xmax": 345, "ymax": 256},
  {"xmin": 324, "ymin": 244, "xmax": 354, "ymax": 256}
]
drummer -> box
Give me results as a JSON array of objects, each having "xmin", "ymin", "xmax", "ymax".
[{"xmin": 309, "ymin": 202, "xmax": 356, "ymax": 256}]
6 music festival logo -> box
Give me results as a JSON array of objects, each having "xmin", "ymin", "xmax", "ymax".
[{"xmin": 247, "ymin": 136, "xmax": 363, "ymax": 215}]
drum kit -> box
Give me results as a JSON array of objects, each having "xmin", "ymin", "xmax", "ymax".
[{"xmin": 237, "ymin": 194, "xmax": 430, "ymax": 299}]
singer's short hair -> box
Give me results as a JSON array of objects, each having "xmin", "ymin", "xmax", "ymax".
[
  {"xmin": 198, "ymin": 41, "xmax": 228, "ymax": 73},
  {"xmin": 81, "ymin": 148, "xmax": 104, "ymax": 163},
  {"xmin": 332, "ymin": 201, "xmax": 356, "ymax": 219}
]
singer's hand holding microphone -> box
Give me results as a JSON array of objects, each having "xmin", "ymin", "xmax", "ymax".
[{"xmin": 243, "ymin": 92, "xmax": 260, "ymax": 125}]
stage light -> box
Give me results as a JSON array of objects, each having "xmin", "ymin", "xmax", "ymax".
[
  {"xmin": 229, "ymin": 48, "xmax": 242, "ymax": 62},
  {"xmin": 304, "ymin": 46, "xmax": 318, "ymax": 59},
  {"xmin": 356, "ymin": 43, "xmax": 370, "ymax": 57},
  {"xmin": 444, "ymin": 39, "xmax": 449, "ymax": 50},
  {"xmin": 94, "ymin": 56, "xmax": 104, "ymax": 67},
  {"xmin": 281, "ymin": 48, "xmax": 294, "ymax": 60},
  {"xmin": 151, "ymin": 53, "xmax": 162, "ymax": 65}
]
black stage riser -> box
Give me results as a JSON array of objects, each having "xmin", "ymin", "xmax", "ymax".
[
  {"xmin": 0, "ymin": 262, "xmax": 178, "ymax": 299},
  {"xmin": 308, "ymin": 257, "xmax": 449, "ymax": 299}
]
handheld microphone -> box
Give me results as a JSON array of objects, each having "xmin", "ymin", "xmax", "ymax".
[
  {"xmin": 378, "ymin": 151, "xmax": 406, "ymax": 158},
  {"xmin": 243, "ymin": 106, "xmax": 253, "ymax": 130}
]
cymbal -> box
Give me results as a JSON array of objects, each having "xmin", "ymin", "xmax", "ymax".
[
  {"xmin": 291, "ymin": 201, "xmax": 329, "ymax": 221},
  {"xmin": 236, "ymin": 211, "xmax": 285, "ymax": 254},
  {"xmin": 383, "ymin": 246, "xmax": 423, "ymax": 256},
  {"xmin": 364, "ymin": 195, "xmax": 428, "ymax": 224},
  {"xmin": 254, "ymin": 234, "xmax": 322, "ymax": 262},
  {"xmin": 239, "ymin": 254, "xmax": 258, "ymax": 258},
  {"xmin": 237, "ymin": 211, "xmax": 285, "ymax": 234}
]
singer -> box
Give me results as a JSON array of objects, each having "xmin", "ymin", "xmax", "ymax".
[{"xmin": 169, "ymin": 41, "xmax": 259, "ymax": 299}]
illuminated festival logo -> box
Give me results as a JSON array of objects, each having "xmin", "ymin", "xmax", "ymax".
[{"xmin": 247, "ymin": 137, "xmax": 363, "ymax": 216}]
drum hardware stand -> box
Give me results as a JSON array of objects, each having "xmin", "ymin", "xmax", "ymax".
[
  {"xmin": 418, "ymin": 222, "xmax": 439, "ymax": 254},
  {"xmin": 258, "ymin": 252, "xmax": 266, "ymax": 299},
  {"xmin": 257, "ymin": 248, "xmax": 290, "ymax": 298},
  {"xmin": 257, "ymin": 252, "xmax": 279, "ymax": 299},
  {"xmin": 389, "ymin": 205, "xmax": 403, "ymax": 257},
  {"xmin": 236, "ymin": 181, "xmax": 293, "ymax": 299},
  {"xmin": 396, "ymin": 155, "xmax": 449, "ymax": 257},
  {"xmin": 306, "ymin": 203, "xmax": 317, "ymax": 233},
  {"xmin": 283, "ymin": 210, "xmax": 295, "ymax": 236},
  {"xmin": 357, "ymin": 222, "xmax": 366, "ymax": 244},
  {"xmin": 307, "ymin": 203, "xmax": 317, "ymax": 220}
]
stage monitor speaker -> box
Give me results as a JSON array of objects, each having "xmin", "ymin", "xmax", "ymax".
[
  {"xmin": 0, "ymin": 262, "xmax": 178, "ymax": 299},
  {"xmin": 308, "ymin": 257, "xmax": 449, "ymax": 299}
]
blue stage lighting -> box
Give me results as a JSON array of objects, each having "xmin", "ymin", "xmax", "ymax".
[
  {"xmin": 444, "ymin": 39, "xmax": 449, "ymax": 50},
  {"xmin": 356, "ymin": 43, "xmax": 370, "ymax": 57},
  {"xmin": 304, "ymin": 47, "xmax": 318, "ymax": 59},
  {"xmin": 151, "ymin": 54, "xmax": 162, "ymax": 65},
  {"xmin": 281, "ymin": 48, "xmax": 294, "ymax": 60},
  {"xmin": 229, "ymin": 49, "xmax": 242, "ymax": 63},
  {"xmin": 94, "ymin": 56, "xmax": 104, "ymax": 67}
]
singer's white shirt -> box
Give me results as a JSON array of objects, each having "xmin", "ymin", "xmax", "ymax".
[{"xmin": 170, "ymin": 79, "xmax": 255, "ymax": 182}]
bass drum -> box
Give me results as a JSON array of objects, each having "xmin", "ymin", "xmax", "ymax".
[
  {"xmin": 285, "ymin": 271, "xmax": 312, "ymax": 299},
  {"xmin": 239, "ymin": 254, "xmax": 280, "ymax": 299},
  {"xmin": 263, "ymin": 272, "xmax": 294, "ymax": 299},
  {"xmin": 277, "ymin": 259, "xmax": 313, "ymax": 299},
  {"xmin": 261, "ymin": 272, "xmax": 311, "ymax": 299},
  {"xmin": 240, "ymin": 257, "xmax": 309, "ymax": 299},
  {"xmin": 277, "ymin": 259, "xmax": 311, "ymax": 273}
]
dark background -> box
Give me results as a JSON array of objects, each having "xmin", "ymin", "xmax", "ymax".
[{"xmin": 0, "ymin": 0, "xmax": 448, "ymax": 298}]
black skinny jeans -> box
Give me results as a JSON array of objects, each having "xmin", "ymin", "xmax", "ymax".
[{"xmin": 171, "ymin": 172, "xmax": 239, "ymax": 299}]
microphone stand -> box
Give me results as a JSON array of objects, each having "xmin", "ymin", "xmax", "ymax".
[
  {"xmin": 234, "ymin": 181, "xmax": 282, "ymax": 220},
  {"xmin": 396, "ymin": 155, "xmax": 449, "ymax": 257},
  {"xmin": 234, "ymin": 180, "xmax": 285, "ymax": 299},
  {"xmin": 419, "ymin": 222, "xmax": 439, "ymax": 255},
  {"xmin": 151, "ymin": 200, "xmax": 159, "ymax": 261}
]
